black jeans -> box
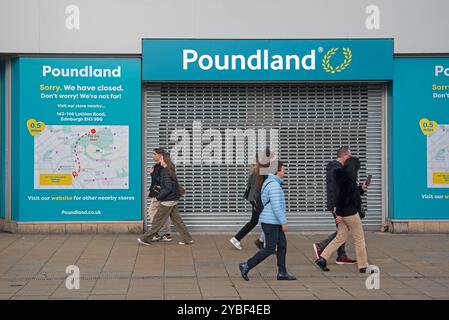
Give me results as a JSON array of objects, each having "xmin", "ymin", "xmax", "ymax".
[
  {"xmin": 247, "ymin": 223, "xmax": 287, "ymax": 274},
  {"xmin": 235, "ymin": 201, "xmax": 261, "ymax": 241}
]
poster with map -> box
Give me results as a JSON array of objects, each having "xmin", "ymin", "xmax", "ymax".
[
  {"xmin": 34, "ymin": 125, "xmax": 129, "ymax": 189},
  {"xmin": 427, "ymin": 124, "xmax": 449, "ymax": 188},
  {"xmin": 14, "ymin": 57, "xmax": 141, "ymax": 221}
]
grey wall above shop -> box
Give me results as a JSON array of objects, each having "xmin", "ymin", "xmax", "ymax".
[{"xmin": 1, "ymin": 0, "xmax": 448, "ymax": 54}]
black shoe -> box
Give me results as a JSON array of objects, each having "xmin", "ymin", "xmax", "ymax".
[
  {"xmin": 239, "ymin": 262, "xmax": 250, "ymax": 281},
  {"xmin": 277, "ymin": 272, "xmax": 297, "ymax": 280},
  {"xmin": 360, "ymin": 265, "xmax": 378, "ymax": 274},
  {"xmin": 315, "ymin": 257, "xmax": 330, "ymax": 271},
  {"xmin": 254, "ymin": 239, "xmax": 264, "ymax": 250}
]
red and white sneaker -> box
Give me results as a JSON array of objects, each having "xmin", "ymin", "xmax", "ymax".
[
  {"xmin": 313, "ymin": 243, "xmax": 323, "ymax": 259},
  {"xmin": 336, "ymin": 255, "xmax": 357, "ymax": 265}
]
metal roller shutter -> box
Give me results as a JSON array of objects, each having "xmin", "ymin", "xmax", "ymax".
[{"xmin": 144, "ymin": 83, "xmax": 385, "ymax": 231}]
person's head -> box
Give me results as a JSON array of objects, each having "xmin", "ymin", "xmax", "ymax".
[
  {"xmin": 275, "ymin": 161, "xmax": 285, "ymax": 180},
  {"xmin": 254, "ymin": 148, "xmax": 278, "ymax": 188},
  {"xmin": 343, "ymin": 156, "xmax": 360, "ymax": 179},
  {"xmin": 256, "ymin": 148, "xmax": 277, "ymax": 167},
  {"xmin": 257, "ymin": 148, "xmax": 278, "ymax": 176},
  {"xmin": 152, "ymin": 147, "xmax": 166, "ymax": 162},
  {"xmin": 161, "ymin": 153, "xmax": 178, "ymax": 182},
  {"xmin": 336, "ymin": 146, "xmax": 352, "ymax": 163}
]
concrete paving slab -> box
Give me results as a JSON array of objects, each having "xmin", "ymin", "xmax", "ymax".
[{"xmin": 1, "ymin": 232, "xmax": 449, "ymax": 300}]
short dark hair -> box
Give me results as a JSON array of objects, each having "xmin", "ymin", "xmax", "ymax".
[
  {"xmin": 343, "ymin": 156, "xmax": 360, "ymax": 178},
  {"xmin": 337, "ymin": 146, "xmax": 351, "ymax": 158},
  {"xmin": 153, "ymin": 147, "xmax": 166, "ymax": 155}
]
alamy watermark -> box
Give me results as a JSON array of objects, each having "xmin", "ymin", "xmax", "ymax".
[
  {"xmin": 365, "ymin": 5, "xmax": 380, "ymax": 30},
  {"xmin": 169, "ymin": 121, "xmax": 280, "ymax": 174},
  {"xmin": 65, "ymin": 265, "xmax": 80, "ymax": 290},
  {"xmin": 365, "ymin": 265, "xmax": 380, "ymax": 290},
  {"xmin": 65, "ymin": 5, "xmax": 80, "ymax": 30}
]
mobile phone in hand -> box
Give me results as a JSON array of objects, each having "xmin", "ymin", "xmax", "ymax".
[{"xmin": 365, "ymin": 174, "xmax": 372, "ymax": 186}]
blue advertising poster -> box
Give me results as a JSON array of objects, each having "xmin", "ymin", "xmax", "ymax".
[
  {"xmin": 11, "ymin": 57, "xmax": 141, "ymax": 221},
  {"xmin": 392, "ymin": 58, "xmax": 449, "ymax": 219},
  {"xmin": 142, "ymin": 39, "xmax": 393, "ymax": 81},
  {"xmin": 0, "ymin": 59, "xmax": 5, "ymax": 219}
]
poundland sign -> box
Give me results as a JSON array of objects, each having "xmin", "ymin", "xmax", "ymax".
[{"xmin": 142, "ymin": 39, "xmax": 393, "ymax": 81}]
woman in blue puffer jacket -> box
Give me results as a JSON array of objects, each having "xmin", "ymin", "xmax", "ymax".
[{"xmin": 238, "ymin": 161, "xmax": 296, "ymax": 281}]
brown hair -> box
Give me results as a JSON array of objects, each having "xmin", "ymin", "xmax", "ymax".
[
  {"xmin": 153, "ymin": 147, "xmax": 166, "ymax": 155},
  {"xmin": 162, "ymin": 153, "xmax": 178, "ymax": 183},
  {"xmin": 254, "ymin": 148, "xmax": 277, "ymax": 190},
  {"xmin": 277, "ymin": 161, "xmax": 285, "ymax": 173}
]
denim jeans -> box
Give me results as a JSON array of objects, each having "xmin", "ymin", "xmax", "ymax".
[{"xmin": 247, "ymin": 223, "xmax": 287, "ymax": 274}]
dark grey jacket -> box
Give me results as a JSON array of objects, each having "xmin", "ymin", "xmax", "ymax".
[
  {"xmin": 244, "ymin": 173, "xmax": 258, "ymax": 202},
  {"xmin": 326, "ymin": 160, "xmax": 343, "ymax": 213},
  {"xmin": 156, "ymin": 168, "xmax": 181, "ymax": 202},
  {"xmin": 148, "ymin": 163, "xmax": 162, "ymax": 198},
  {"xmin": 244, "ymin": 173, "xmax": 267, "ymax": 211}
]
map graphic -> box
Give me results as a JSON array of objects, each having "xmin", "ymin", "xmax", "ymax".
[
  {"xmin": 34, "ymin": 125, "xmax": 129, "ymax": 189},
  {"xmin": 427, "ymin": 124, "xmax": 449, "ymax": 188}
]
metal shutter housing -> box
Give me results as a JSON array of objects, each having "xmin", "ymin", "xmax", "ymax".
[{"xmin": 144, "ymin": 83, "xmax": 385, "ymax": 231}]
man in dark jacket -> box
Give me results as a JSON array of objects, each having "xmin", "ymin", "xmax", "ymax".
[
  {"xmin": 312, "ymin": 147, "xmax": 357, "ymax": 265},
  {"xmin": 315, "ymin": 157, "xmax": 377, "ymax": 274},
  {"xmin": 147, "ymin": 148, "xmax": 172, "ymax": 242}
]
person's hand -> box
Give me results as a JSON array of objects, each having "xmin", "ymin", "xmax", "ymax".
[
  {"xmin": 361, "ymin": 181, "xmax": 369, "ymax": 190},
  {"xmin": 282, "ymin": 224, "xmax": 288, "ymax": 232},
  {"xmin": 335, "ymin": 216, "xmax": 343, "ymax": 224},
  {"xmin": 149, "ymin": 166, "xmax": 154, "ymax": 174}
]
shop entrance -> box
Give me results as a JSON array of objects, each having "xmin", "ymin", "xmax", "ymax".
[{"xmin": 143, "ymin": 82, "xmax": 386, "ymax": 231}]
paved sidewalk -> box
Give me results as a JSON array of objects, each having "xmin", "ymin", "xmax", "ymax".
[{"xmin": 0, "ymin": 232, "xmax": 449, "ymax": 300}]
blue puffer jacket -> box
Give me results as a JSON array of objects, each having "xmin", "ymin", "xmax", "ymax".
[{"xmin": 258, "ymin": 174, "xmax": 287, "ymax": 225}]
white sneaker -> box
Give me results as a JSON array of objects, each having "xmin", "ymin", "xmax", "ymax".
[
  {"xmin": 161, "ymin": 234, "xmax": 173, "ymax": 242},
  {"xmin": 152, "ymin": 235, "xmax": 162, "ymax": 241},
  {"xmin": 137, "ymin": 238, "xmax": 151, "ymax": 246},
  {"xmin": 229, "ymin": 237, "xmax": 243, "ymax": 250},
  {"xmin": 178, "ymin": 240, "xmax": 194, "ymax": 245}
]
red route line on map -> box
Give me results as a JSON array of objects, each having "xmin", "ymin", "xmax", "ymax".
[{"xmin": 72, "ymin": 129, "xmax": 96, "ymax": 178}]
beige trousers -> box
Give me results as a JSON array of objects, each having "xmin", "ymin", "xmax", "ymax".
[
  {"xmin": 148, "ymin": 198, "xmax": 171, "ymax": 234},
  {"xmin": 320, "ymin": 213, "xmax": 369, "ymax": 269},
  {"xmin": 142, "ymin": 204, "xmax": 192, "ymax": 243}
]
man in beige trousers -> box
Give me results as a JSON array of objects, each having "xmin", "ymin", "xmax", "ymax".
[
  {"xmin": 314, "ymin": 157, "xmax": 377, "ymax": 274},
  {"xmin": 147, "ymin": 148, "xmax": 172, "ymax": 242}
]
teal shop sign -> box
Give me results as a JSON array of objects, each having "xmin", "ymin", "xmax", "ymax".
[
  {"xmin": 11, "ymin": 57, "xmax": 141, "ymax": 222},
  {"xmin": 142, "ymin": 39, "xmax": 393, "ymax": 81},
  {"xmin": 392, "ymin": 57, "xmax": 449, "ymax": 220}
]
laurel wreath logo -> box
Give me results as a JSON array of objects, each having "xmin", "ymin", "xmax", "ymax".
[{"xmin": 322, "ymin": 47, "xmax": 352, "ymax": 73}]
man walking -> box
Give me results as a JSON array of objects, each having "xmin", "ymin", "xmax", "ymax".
[
  {"xmin": 147, "ymin": 147, "xmax": 172, "ymax": 242},
  {"xmin": 313, "ymin": 147, "xmax": 356, "ymax": 265},
  {"xmin": 239, "ymin": 161, "xmax": 296, "ymax": 281}
]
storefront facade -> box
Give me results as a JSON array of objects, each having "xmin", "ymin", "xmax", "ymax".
[{"xmin": 1, "ymin": 1, "xmax": 448, "ymax": 233}]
